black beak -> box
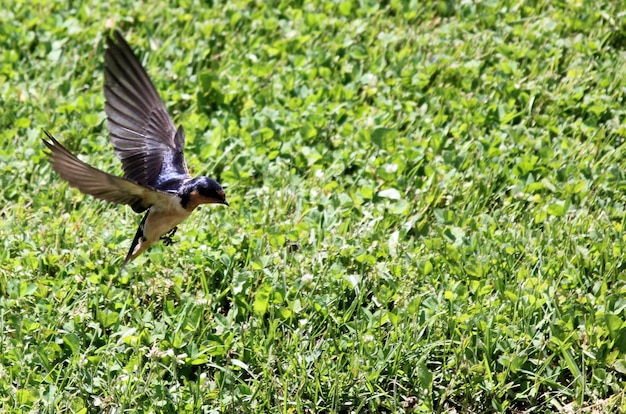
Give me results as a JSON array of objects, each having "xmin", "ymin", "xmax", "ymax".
[{"xmin": 222, "ymin": 200, "xmax": 230, "ymax": 206}]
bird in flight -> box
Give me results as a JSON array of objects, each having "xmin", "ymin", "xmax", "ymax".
[{"xmin": 42, "ymin": 31, "xmax": 228, "ymax": 268}]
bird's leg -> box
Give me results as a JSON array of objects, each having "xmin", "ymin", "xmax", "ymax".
[{"xmin": 160, "ymin": 227, "xmax": 178, "ymax": 246}]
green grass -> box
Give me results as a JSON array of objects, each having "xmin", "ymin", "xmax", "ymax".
[{"xmin": 2, "ymin": 0, "xmax": 626, "ymax": 412}]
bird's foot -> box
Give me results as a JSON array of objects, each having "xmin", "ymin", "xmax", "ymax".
[{"xmin": 160, "ymin": 227, "xmax": 178, "ymax": 246}]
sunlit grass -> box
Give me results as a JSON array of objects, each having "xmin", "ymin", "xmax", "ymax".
[{"xmin": 2, "ymin": 1, "xmax": 626, "ymax": 412}]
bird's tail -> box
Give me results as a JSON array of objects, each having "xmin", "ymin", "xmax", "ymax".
[{"xmin": 120, "ymin": 212, "xmax": 149, "ymax": 270}]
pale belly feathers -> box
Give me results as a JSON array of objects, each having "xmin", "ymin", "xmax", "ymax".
[{"xmin": 142, "ymin": 194, "xmax": 192, "ymax": 243}]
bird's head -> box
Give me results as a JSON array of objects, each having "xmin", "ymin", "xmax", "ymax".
[{"xmin": 182, "ymin": 177, "xmax": 229, "ymax": 209}]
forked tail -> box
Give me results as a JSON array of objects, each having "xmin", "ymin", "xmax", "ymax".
[{"xmin": 120, "ymin": 212, "xmax": 149, "ymax": 270}]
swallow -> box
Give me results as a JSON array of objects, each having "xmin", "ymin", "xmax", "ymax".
[{"xmin": 42, "ymin": 31, "xmax": 228, "ymax": 269}]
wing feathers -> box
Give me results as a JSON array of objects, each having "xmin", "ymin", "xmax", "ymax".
[
  {"xmin": 104, "ymin": 30, "xmax": 189, "ymax": 187},
  {"xmin": 42, "ymin": 131, "xmax": 172, "ymax": 213}
]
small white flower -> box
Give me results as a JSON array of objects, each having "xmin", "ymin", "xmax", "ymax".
[
  {"xmin": 146, "ymin": 346, "xmax": 164, "ymax": 359},
  {"xmin": 194, "ymin": 295, "xmax": 209, "ymax": 306},
  {"xmin": 384, "ymin": 163, "xmax": 398, "ymax": 173}
]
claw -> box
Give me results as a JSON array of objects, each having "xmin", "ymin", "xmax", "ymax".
[{"xmin": 160, "ymin": 227, "xmax": 178, "ymax": 246}]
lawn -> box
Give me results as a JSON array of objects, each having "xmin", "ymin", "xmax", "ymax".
[{"xmin": 1, "ymin": 0, "xmax": 626, "ymax": 412}]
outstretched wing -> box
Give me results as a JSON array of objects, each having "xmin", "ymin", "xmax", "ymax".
[
  {"xmin": 104, "ymin": 30, "xmax": 189, "ymax": 188},
  {"xmin": 42, "ymin": 130, "xmax": 177, "ymax": 213}
]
